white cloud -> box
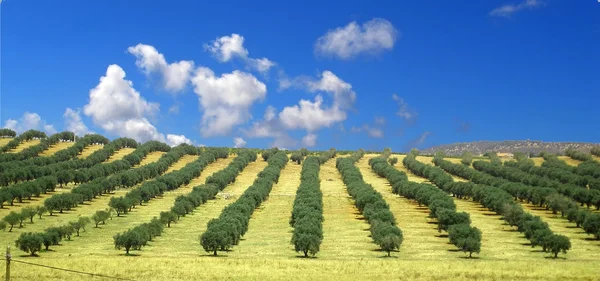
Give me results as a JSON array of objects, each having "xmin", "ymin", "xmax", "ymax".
[
  {"xmin": 205, "ymin": 34, "xmax": 275, "ymax": 73},
  {"xmin": 233, "ymin": 137, "xmax": 247, "ymax": 148},
  {"xmin": 127, "ymin": 43, "xmax": 194, "ymax": 92},
  {"xmin": 82, "ymin": 64, "xmax": 179, "ymax": 144},
  {"xmin": 374, "ymin": 116, "xmax": 385, "ymax": 125},
  {"xmin": 63, "ymin": 108, "xmax": 92, "ymax": 136},
  {"xmin": 314, "ymin": 18, "xmax": 398, "ymax": 60},
  {"xmin": 205, "ymin": 34, "xmax": 248, "ymax": 62},
  {"xmin": 3, "ymin": 112, "xmax": 57, "ymax": 135},
  {"xmin": 351, "ymin": 125, "xmax": 383, "ymax": 138},
  {"xmin": 392, "ymin": 94, "xmax": 417, "ymax": 124},
  {"xmin": 168, "ymin": 104, "xmax": 180, "ymax": 114},
  {"xmin": 243, "ymin": 106, "xmax": 297, "ymax": 149},
  {"xmin": 166, "ymin": 134, "xmax": 193, "ymax": 147},
  {"xmin": 307, "ymin": 71, "xmax": 356, "ymax": 109},
  {"xmin": 301, "ymin": 133, "xmax": 317, "ymax": 147},
  {"xmin": 490, "ymin": 0, "xmax": 544, "ymax": 18},
  {"xmin": 191, "ymin": 67, "xmax": 267, "ymax": 137},
  {"xmin": 279, "ymin": 95, "xmax": 346, "ymax": 132}
]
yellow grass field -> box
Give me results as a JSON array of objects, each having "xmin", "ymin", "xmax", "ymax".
[
  {"xmin": 1, "ymin": 155, "xmax": 599, "ymax": 281},
  {"xmin": 558, "ymin": 156, "xmax": 582, "ymax": 166},
  {"xmin": 78, "ymin": 144, "xmax": 105, "ymax": 158},
  {"xmin": 132, "ymin": 151, "xmax": 166, "ymax": 167},
  {"xmin": 6, "ymin": 139, "xmax": 41, "ymax": 153},
  {"xmin": 104, "ymin": 147, "xmax": 136, "ymax": 163},
  {"xmin": 38, "ymin": 142, "xmax": 75, "ymax": 157},
  {"xmin": 0, "ymin": 138, "xmax": 13, "ymax": 148}
]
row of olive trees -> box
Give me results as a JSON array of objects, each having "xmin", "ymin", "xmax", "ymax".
[
  {"xmin": 200, "ymin": 150, "xmax": 288, "ymax": 256},
  {"xmin": 109, "ymin": 148, "xmax": 228, "ymax": 217},
  {"xmin": 114, "ymin": 150, "xmax": 257, "ymax": 254},
  {"xmin": 591, "ymin": 147, "xmax": 600, "ymax": 158},
  {"xmin": 0, "ymin": 129, "xmax": 47, "ymax": 155},
  {"xmin": 432, "ymin": 157, "xmax": 571, "ymax": 257},
  {"xmin": 289, "ymin": 153, "xmax": 329, "ymax": 257},
  {"xmin": 565, "ymin": 148, "xmax": 593, "ymax": 162},
  {"xmin": 290, "ymin": 148, "xmax": 309, "ymax": 164},
  {"xmin": 0, "ymin": 133, "xmax": 109, "ymax": 174},
  {"xmin": 472, "ymin": 160, "xmax": 600, "ymax": 210},
  {"xmin": 0, "ymin": 137, "xmax": 155, "ymax": 186},
  {"xmin": 0, "ymin": 143, "xmax": 195, "ymax": 231},
  {"xmin": 317, "ymin": 148, "xmax": 336, "ymax": 164},
  {"xmin": 337, "ymin": 150, "xmax": 403, "ymax": 257},
  {"xmin": 398, "ymin": 154, "xmax": 481, "ymax": 257},
  {"xmin": 0, "ymin": 137, "xmax": 147, "ymax": 208},
  {"xmin": 505, "ymin": 155, "xmax": 600, "ymax": 191},
  {"xmin": 549, "ymin": 151, "xmax": 600, "ymax": 181}
]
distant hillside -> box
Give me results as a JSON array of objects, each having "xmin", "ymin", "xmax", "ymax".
[{"xmin": 421, "ymin": 140, "xmax": 599, "ymax": 156}]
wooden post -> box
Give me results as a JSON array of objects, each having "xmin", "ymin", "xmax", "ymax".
[{"xmin": 5, "ymin": 246, "xmax": 10, "ymax": 281}]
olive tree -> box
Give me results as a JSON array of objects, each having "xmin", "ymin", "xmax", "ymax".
[
  {"xmin": 21, "ymin": 206, "xmax": 37, "ymax": 223},
  {"xmin": 15, "ymin": 232, "xmax": 43, "ymax": 256},
  {"xmin": 160, "ymin": 211, "xmax": 178, "ymax": 227},
  {"xmin": 4, "ymin": 211, "xmax": 20, "ymax": 231},
  {"xmin": 547, "ymin": 234, "xmax": 571, "ymax": 258},
  {"xmin": 114, "ymin": 229, "xmax": 144, "ymax": 255},
  {"xmin": 37, "ymin": 206, "xmax": 47, "ymax": 219},
  {"xmin": 92, "ymin": 210, "xmax": 110, "ymax": 227}
]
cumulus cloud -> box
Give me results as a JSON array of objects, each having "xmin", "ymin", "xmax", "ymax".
[
  {"xmin": 127, "ymin": 44, "xmax": 194, "ymax": 92},
  {"xmin": 314, "ymin": 18, "xmax": 398, "ymax": 60},
  {"xmin": 233, "ymin": 137, "xmax": 247, "ymax": 148},
  {"xmin": 351, "ymin": 125, "xmax": 383, "ymax": 138},
  {"xmin": 3, "ymin": 112, "xmax": 57, "ymax": 135},
  {"xmin": 166, "ymin": 134, "xmax": 193, "ymax": 146},
  {"xmin": 63, "ymin": 108, "xmax": 92, "ymax": 136},
  {"xmin": 191, "ymin": 67, "xmax": 267, "ymax": 137},
  {"xmin": 279, "ymin": 95, "xmax": 347, "ymax": 132},
  {"xmin": 392, "ymin": 94, "xmax": 418, "ymax": 124},
  {"xmin": 243, "ymin": 106, "xmax": 297, "ymax": 148},
  {"xmin": 301, "ymin": 133, "xmax": 317, "ymax": 147},
  {"xmin": 490, "ymin": 0, "xmax": 544, "ymax": 18},
  {"xmin": 205, "ymin": 34, "xmax": 275, "ymax": 73},
  {"xmin": 83, "ymin": 64, "xmax": 190, "ymax": 144}
]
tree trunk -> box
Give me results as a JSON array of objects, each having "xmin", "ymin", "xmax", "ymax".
[
  {"xmin": 168, "ymin": 222, "xmax": 171, "ymax": 228},
  {"xmin": 9, "ymin": 225, "xmax": 13, "ymax": 232},
  {"xmin": 213, "ymin": 250, "xmax": 217, "ymax": 256},
  {"xmin": 387, "ymin": 251, "xmax": 391, "ymax": 257},
  {"xmin": 469, "ymin": 252, "xmax": 472, "ymax": 258},
  {"xmin": 126, "ymin": 247, "xmax": 130, "ymax": 255},
  {"xmin": 304, "ymin": 250, "xmax": 308, "ymax": 257},
  {"xmin": 554, "ymin": 252, "xmax": 558, "ymax": 258}
]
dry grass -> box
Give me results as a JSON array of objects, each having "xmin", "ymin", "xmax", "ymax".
[
  {"xmin": 78, "ymin": 144, "xmax": 104, "ymax": 158},
  {"xmin": 2, "ymin": 155, "xmax": 600, "ymax": 281},
  {"xmin": 103, "ymin": 148, "xmax": 136, "ymax": 163},
  {"xmin": 6, "ymin": 139, "xmax": 41, "ymax": 153},
  {"xmin": 0, "ymin": 138, "xmax": 13, "ymax": 148},
  {"xmin": 132, "ymin": 151, "xmax": 166, "ymax": 168},
  {"xmin": 557, "ymin": 156, "xmax": 582, "ymax": 166},
  {"xmin": 529, "ymin": 157, "xmax": 545, "ymax": 166},
  {"xmin": 165, "ymin": 155, "xmax": 199, "ymax": 173},
  {"xmin": 38, "ymin": 142, "xmax": 75, "ymax": 157}
]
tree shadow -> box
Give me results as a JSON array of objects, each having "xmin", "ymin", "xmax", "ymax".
[
  {"xmin": 426, "ymin": 221, "xmax": 438, "ymax": 225},
  {"xmin": 118, "ymin": 253, "xmax": 141, "ymax": 257},
  {"xmin": 459, "ymin": 256, "xmax": 480, "ymax": 260},
  {"xmin": 436, "ymin": 234, "xmax": 449, "ymax": 238},
  {"xmin": 520, "ymin": 243, "xmax": 532, "ymax": 246},
  {"xmin": 565, "ymin": 226, "xmax": 579, "ymax": 229},
  {"xmin": 544, "ymin": 256, "xmax": 567, "ymax": 260},
  {"xmin": 18, "ymin": 254, "xmax": 40, "ymax": 258},
  {"xmin": 502, "ymin": 228, "xmax": 519, "ymax": 232},
  {"xmin": 294, "ymin": 255, "xmax": 318, "ymax": 259},
  {"xmin": 447, "ymin": 249, "xmax": 461, "ymax": 252},
  {"xmin": 377, "ymin": 255, "xmax": 398, "ymax": 259},
  {"xmin": 582, "ymin": 237, "xmax": 599, "ymax": 241}
]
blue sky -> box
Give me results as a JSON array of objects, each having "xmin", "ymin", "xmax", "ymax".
[{"xmin": 1, "ymin": 0, "xmax": 599, "ymax": 151}]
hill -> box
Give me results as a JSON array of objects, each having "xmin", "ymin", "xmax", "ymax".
[{"xmin": 421, "ymin": 140, "xmax": 599, "ymax": 156}]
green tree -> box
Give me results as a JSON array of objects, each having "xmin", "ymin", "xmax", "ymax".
[
  {"xmin": 15, "ymin": 232, "xmax": 43, "ymax": 256},
  {"xmin": 37, "ymin": 206, "xmax": 47, "ymax": 219},
  {"xmin": 4, "ymin": 211, "xmax": 21, "ymax": 231},
  {"xmin": 109, "ymin": 197, "xmax": 131, "ymax": 217},
  {"xmin": 92, "ymin": 210, "xmax": 110, "ymax": 227},
  {"xmin": 547, "ymin": 234, "xmax": 571, "ymax": 258},
  {"xmin": 0, "ymin": 221, "xmax": 6, "ymax": 231},
  {"xmin": 160, "ymin": 211, "xmax": 178, "ymax": 227},
  {"xmin": 21, "ymin": 206, "xmax": 37, "ymax": 223},
  {"xmin": 114, "ymin": 229, "xmax": 145, "ymax": 255},
  {"xmin": 582, "ymin": 213, "xmax": 600, "ymax": 239},
  {"xmin": 461, "ymin": 151, "xmax": 473, "ymax": 166},
  {"xmin": 41, "ymin": 231, "xmax": 61, "ymax": 251},
  {"xmin": 388, "ymin": 157, "xmax": 399, "ymax": 166},
  {"xmin": 200, "ymin": 221, "xmax": 232, "ymax": 256}
]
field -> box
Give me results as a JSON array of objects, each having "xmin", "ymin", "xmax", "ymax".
[
  {"xmin": 132, "ymin": 151, "xmax": 166, "ymax": 167},
  {"xmin": 0, "ymin": 138, "xmax": 13, "ymax": 149},
  {"xmin": 78, "ymin": 144, "xmax": 105, "ymax": 158},
  {"xmin": 0, "ymin": 146, "xmax": 599, "ymax": 281},
  {"xmin": 104, "ymin": 147, "xmax": 136, "ymax": 163},
  {"xmin": 6, "ymin": 139, "xmax": 41, "ymax": 153},
  {"xmin": 38, "ymin": 142, "xmax": 75, "ymax": 157}
]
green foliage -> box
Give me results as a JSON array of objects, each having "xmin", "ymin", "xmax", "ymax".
[
  {"xmin": 388, "ymin": 157, "xmax": 398, "ymax": 166},
  {"xmin": 21, "ymin": 206, "xmax": 37, "ymax": 223},
  {"xmin": 291, "ymin": 156, "xmax": 323, "ymax": 257},
  {"xmin": 92, "ymin": 210, "xmax": 111, "ymax": 227},
  {"xmin": 3, "ymin": 211, "xmax": 20, "ymax": 231},
  {"xmin": 461, "ymin": 151, "xmax": 473, "ymax": 166},
  {"xmin": 15, "ymin": 232, "xmax": 44, "ymax": 256},
  {"xmin": 339, "ymin": 150, "xmax": 403, "ymax": 256},
  {"xmin": 582, "ymin": 213, "xmax": 600, "ymax": 239},
  {"xmin": 547, "ymin": 234, "xmax": 571, "ymax": 258},
  {"xmin": 36, "ymin": 206, "xmax": 47, "ymax": 219},
  {"xmin": 591, "ymin": 146, "xmax": 600, "ymax": 157},
  {"xmin": 448, "ymin": 224, "xmax": 481, "ymax": 258},
  {"xmin": 201, "ymin": 151, "xmax": 288, "ymax": 256},
  {"xmin": 0, "ymin": 128, "xmax": 16, "ymax": 137},
  {"xmin": 565, "ymin": 148, "xmax": 593, "ymax": 162}
]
